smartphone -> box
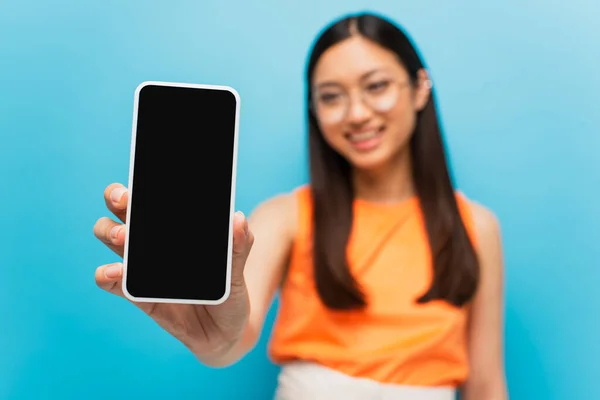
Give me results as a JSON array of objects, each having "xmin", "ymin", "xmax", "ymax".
[{"xmin": 121, "ymin": 81, "xmax": 240, "ymax": 305}]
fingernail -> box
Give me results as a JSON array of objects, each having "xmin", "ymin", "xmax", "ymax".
[
  {"xmin": 111, "ymin": 187, "xmax": 126, "ymax": 203},
  {"xmin": 104, "ymin": 264, "xmax": 122, "ymax": 279},
  {"xmin": 235, "ymin": 211, "xmax": 248, "ymax": 236},
  {"xmin": 110, "ymin": 225, "xmax": 121, "ymax": 240}
]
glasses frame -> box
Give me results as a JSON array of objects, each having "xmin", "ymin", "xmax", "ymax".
[{"xmin": 309, "ymin": 78, "xmax": 432, "ymax": 124}]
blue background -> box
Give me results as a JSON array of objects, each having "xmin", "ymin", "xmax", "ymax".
[{"xmin": 1, "ymin": 0, "xmax": 599, "ymax": 399}]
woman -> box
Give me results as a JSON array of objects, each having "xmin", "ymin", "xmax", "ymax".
[{"xmin": 93, "ymin": 12, "xmax": 508, "ymax": 399}]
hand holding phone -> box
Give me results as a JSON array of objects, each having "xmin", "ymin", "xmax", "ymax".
[
  {"xmin": 93, "ymin": 82, "xmax": 254, "ymax": 364},
  {"xmin": 94, "ymin": 192, "xmax": 254, "ymax": 363}
]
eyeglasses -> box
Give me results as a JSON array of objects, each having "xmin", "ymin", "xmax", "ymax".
[{"xmin": 311, "ymin": 78, "xmax": 415, "ymax": 124}]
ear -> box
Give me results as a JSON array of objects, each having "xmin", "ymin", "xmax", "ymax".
[{"xmin": 414, "ymin": 68, "xmax": 432, "ymax": 111}]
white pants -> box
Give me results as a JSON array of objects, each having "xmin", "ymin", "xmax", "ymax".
[{"xmin": 274, "ymin": 361, "xmax": 456, "ymax": 400}]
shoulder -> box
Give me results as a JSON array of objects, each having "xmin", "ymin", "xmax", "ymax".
[
  {"xmin": 454, "ymin": 192, "xmax": 501, "ymax": 247},
  {"xmin": 248, "ymin": 184, "xmax": 307, "ymax": 240},
  {"xmin": 250, "ymin": 189, "xmax": 298, "ymax": 223},
  {"xmin": 458, "ymin": 194, "xmax": 504, "ymax": 279},
  {"xmin": 464, "ymin": 197, "xmax": 502, "ymax": 253}
]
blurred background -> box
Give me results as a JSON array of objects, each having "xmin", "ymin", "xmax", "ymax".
[{"xmin": 1, "ymin": 0, "xmax": 599, "ymax": 399}]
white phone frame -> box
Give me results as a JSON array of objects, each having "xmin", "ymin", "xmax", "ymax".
[{"xmin": 121, "ymin": 80, "xmax": 240, "ymax": 306}]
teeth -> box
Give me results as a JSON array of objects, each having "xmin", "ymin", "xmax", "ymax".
[{"xmin": 349, "ymin": 130, "xmax": 378, "ymax": 142}]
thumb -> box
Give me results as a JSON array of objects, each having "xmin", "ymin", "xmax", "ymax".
[{"xmin": 230, "ymin": 211, "xmax": 253, "ymax": 286}]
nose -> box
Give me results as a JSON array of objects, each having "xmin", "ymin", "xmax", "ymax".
[{"xmin": 346, "ymin": 96, "xmax": 372, "ymax": 124}]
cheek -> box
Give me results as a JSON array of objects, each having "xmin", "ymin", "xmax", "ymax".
[
  {"xmin": 319, "ymin": 123, "xmax": 346, "ymax": 149},
  {"xmin": 386, "ymin": 103, "xmax": 417, "ymax": 143}
]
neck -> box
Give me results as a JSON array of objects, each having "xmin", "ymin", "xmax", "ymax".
[{"xmin": 352, "ymin": 148, "xmax": 415, "ymax": 204}]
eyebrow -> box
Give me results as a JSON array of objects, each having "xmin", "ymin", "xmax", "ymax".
[{"xmin": 314, "ymin": 68, "xmax": 384, "ymax": 89}]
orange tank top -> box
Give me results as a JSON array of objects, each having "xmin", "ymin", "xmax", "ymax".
[{"xmin": 268, "ymin": 185, "xmax": 479, "ymax": 387}]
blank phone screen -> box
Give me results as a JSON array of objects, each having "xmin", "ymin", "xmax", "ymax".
[{"xmin": 123, "ymin": 83, "xmax": 239, "ymax": 302}]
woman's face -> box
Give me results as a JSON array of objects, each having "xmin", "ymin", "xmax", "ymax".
[{"xmin": 311, "ymin": 35, "xmax": 430, "ymax": 171}]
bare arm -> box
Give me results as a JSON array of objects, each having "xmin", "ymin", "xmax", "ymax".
[
  {"xmin": 461, "ymin": 201, "xmax": 509, "ymax": 400},
  {"xmin": 200, "ymin": 192, "xmax": 297, "ymax": 366}
]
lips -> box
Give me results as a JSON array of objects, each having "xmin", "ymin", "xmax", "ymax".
[
  {"xmin": 346, "ymin": 126, "xmax": 385, "ymax": 142},
  {"xmin": 345, "ymin": 126, "xmax": 385, "ymax": 151}
]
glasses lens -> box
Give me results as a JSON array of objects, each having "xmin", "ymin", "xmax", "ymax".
[
  {"xmin": 363, "ymin": 79, "xmax": 400, "ymax": 112},
  {"xmin": 313, "ymin": 88, "xmax": 347, "ymax": 124}
]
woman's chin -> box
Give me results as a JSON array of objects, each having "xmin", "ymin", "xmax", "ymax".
[
  {"xmin": 346, "ymin": 144, "xmax": 409, "ymax": 174},
  {"xmin": 348, "ymin": 152, "xmax": 390, "ymax": 172}
]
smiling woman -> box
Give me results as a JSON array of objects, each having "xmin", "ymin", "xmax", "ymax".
[{"xmin": 93, "ymin": 11, "xmax": 508, "ymax": 400}]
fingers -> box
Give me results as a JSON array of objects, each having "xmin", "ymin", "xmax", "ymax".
[
  {"xmin": 94, "ymin": 216, "xmax": 126, "ymax": 257},
  {"xmin": 95, "ymin": 262, "xmax": 125, "ymax": 296},
  {"xmin": 232, "ymin": 211, "xmax": 253, "ymax": 256},
  {"xmin": 95, "ymin": 262, "xmax": 156, "ymax": 314},
  {"xmin": 231, "ymin": 211, "xmax": 254, "ymax": 285},
  {"xmin": 104, "ymin": 183, "xmax": 128, "ymax": 223}
]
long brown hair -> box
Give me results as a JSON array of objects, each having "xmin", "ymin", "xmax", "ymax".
[{"xmin": 306, "ymin": 12, "xmax": 480, "ymax": 310}]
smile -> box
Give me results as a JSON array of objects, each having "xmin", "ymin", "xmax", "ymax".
[{"xmin": 345, "ymin": 126, "xmax": 385, "ymax": 151}]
